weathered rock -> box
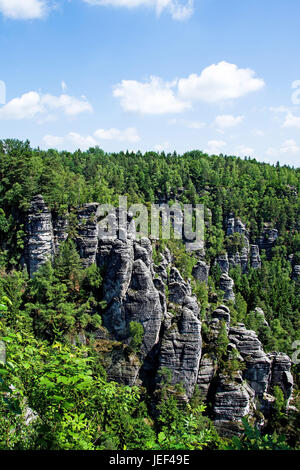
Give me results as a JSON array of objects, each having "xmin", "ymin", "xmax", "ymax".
[
  {"xmin": 76, "ymin": 203, "xmax": 100, "ymax": 268},
  {"xmin": 229, "ymin": 324, "xmax": 271, "ymax": 396},
  {"xmin": 219, "ymin": 273, "xmax": 235, "ymax": 302},
  {"xmin": 229, "ymin": 325, "xmax": 293, "ymax": 402},
  {"xmin": 196, "ymin": 354, "xmax": 216, "ymax": 399},
  {"xmin": 125, "ymin": 259, "xmax": 163, "ymax": 359},
  {"xmin": 216, "ymin": 253, "xmax": 229, "ymax": 274},
  {"xmin": 192, "ymin": 260, "xmax": 209, "ymax": 284},
  {"xmin": 213, "ymin": 373, "xmax": 256, "ymax": 436},
  {"xmin": 168, "ymin": 267, "xmax": 192, "ymax": 304},
  {"xmin": 257, "ymin": 227, "xmax": 278, "ymax": 258},
  {"xmin": 268, "ymin": 352, "xmax": 293, "ymax": 401},
  {"xmin": 226, "ymin": 216, "xmax": 248, "ymax": 238},
  {"xmin": 156, "ymin": 303, "xmax": 202, "ymax": 398},
  {"xmin": 25, "ymin": 195, "xmax": 54, "ymax": 277},
  {"xmin": 212, "ymin": 306, "xmax": 231, "ymax": 329},
  {"xmin": 292, "ymin": 265, "xmax": 300, "ymax": 281},
  {"xmin": 254, "ymin": 307, "xmax": 269, "ymax": 327},
  {"xmin": 250, "ymin": 244, "xmax": 261, "ymax": 269},
  {"xmin": 97, "ymin": 340, "xmax": 141, "ymax": 387},
  {"xmin": 228, "ymin": 251, "xmax": 241, "ymax": 268},
  {"xmin": 240, "ymin": 247, "xmax": 249, "ymax": 273},
  {"xmin": 52, "ymin": 213, "xmax": 69, "ymax": 253},
  {"xmin": 100, "ymin": 239, "xmax": 135, "ymax": 338}
]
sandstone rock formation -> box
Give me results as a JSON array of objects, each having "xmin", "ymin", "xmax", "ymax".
[
  {"xmin": 25, "ymin": 195, "xmax": 54, "ymax": 277},
  {"xmin": 23, "ymin": 196, "xmax": 295, "ymax": 436}
]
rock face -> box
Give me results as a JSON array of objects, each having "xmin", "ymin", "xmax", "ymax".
[
  {"xmin": 216, "ymin": 253, "xmax": 229, "ymax": 274},
  {"xmin": 212, "ymin": 305, "xmax": 231, "ymax": 330},
  {"xmin": 192, "ymin": 260, "xmax": 209, "ymax": 284},
  {"xmin": 219, "ymin": 273, "xmax": 235, "ymax": 302},
  {"xmin": 229, "ymin": 324, "xmax": 271, "ymax": 397},
  {"xmin": 213, "ymin": 374, "xmax": 256, "ymax": 437},
  {"xmin": 157, "ymin": 303, "xmax": 202, "ymax": 399},
  {"xmin": 25, "ymin": 195, "xmax": 54, "ymax": 277},
  {"xmin": 197, "ymin": 354, "xmax": 216, "ymax": 400},
  {"xmin": 226, "ymin": 216, "xmax": 250, "ymax": 274},
  {"xmin": 24, "ymin": 196, "xmax": 295, "ymax": 435},
  {"xmin": 76, "ymin": 203, "xmax": 100, "ymax": 268},
  {"xmin": 100, "ymin": 238, "xmax": 135, "ymax": 339},
  {"xmin": 292, "ymin": 265, "xmax": 300, "ymax": 281},
  {"xmin": 268, "ymin": 353, "xmax": 293, "ymax": 401},
  {"xmin": 156, "ymin": 267, "xmax": 202, "ymax": 399},
  {"xmin": 125, "ymin": 258, "xmax": 163, "ymax": 360},
  {"xmin": 229, "ymin": 325, "xmax": 293, "ymax": 402},
  {"xmin": 226, "ymin": 217, "xmax": 248, "ymax": 238},
  {"xmin": 257, "ymin": 227, "xmax": 278, "ymax": 258},
  {"xmin": 250, "ymin": 244, "xmax": 261, "ymax": 269}
]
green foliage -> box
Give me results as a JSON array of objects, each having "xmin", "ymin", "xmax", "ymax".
[
  {"xmin": 129, "ymin": 321, "xmax": 144, "ymax": 353},
  {"xmin": 224, "ymin": 418, "xmax": 291, "ymax": 450}
]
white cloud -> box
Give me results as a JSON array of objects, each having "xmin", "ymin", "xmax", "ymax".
[
  {"xmin": 113, "ymin": 76, "xmax": 190, "ymax": 114},
  {"xmin": 0, "ymin": 91, "xmax": 93, "ymax": 120},
  {"xmin": 178, "ymin": 61, "xmax": 265, "ymax": 103},
  {"xmin": 205, "ymin": 140, "xmax": 226, "ymax": 154},
  {"xmin": 0, "ymin": 0, "xmax": 48, "ymax": 19},
  {"xmin": 214, "ymin": 114, "xmax": 244, "ymax": 129},
  {"xmin": 43, "ymin": 132, "xmax": 98, "ymax": 151},
  {"xmin": 94, "ymin": 127, "xmax": 140, "ymax": 142},
  {"xmin": 41, "ymin": 93, "xmax": 93, "ymax": 116},
  {"xmin": 269, "ymin": 105, "xmax": 290, "ymax": 114},
  {"xmin": 0, "ymin": 91, "xmax": 43, "ymax": 119},
  {"xmin": 283, "ymin": 112, "xmax": 300, "ymax": 130},
  {"xmin": 266, "ymin": 140, "xmax": 300, "ymax": 157},
  {"xmin": 43, "ymin": 134, "xmax": 65, "ymax": 148},
  {"xmin": 114, "ymin": 62, "xmax": 265, "ymax": 115},
  {"xmin": 236, "ymin": 145, "xmax": 254, "ymax": 156},
  {"xmin": 43, "ymin": 127, "xmax": 141, "ymax": 150},
  {"xmin": 83, "ymin": 0, "xmax": 194, "ymax": 20}
]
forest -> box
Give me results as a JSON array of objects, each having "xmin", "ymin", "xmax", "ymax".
[{"xmin": 0, "ymin": 138, "xmax": 299, "ymax": 450}]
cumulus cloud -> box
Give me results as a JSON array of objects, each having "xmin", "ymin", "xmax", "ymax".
[
  {"xmin": 43, "ymin": 127, "xmax": 141, "ymax": 150},
  {"xmin": 266, "ymin": 139, "xmax": 300, "ymax": 157},
  {"xmin": 43, "ymin": 133, "xmax": 98, "ymax": 151},
  {"xmin": 214, "ymin": 114, "xmax": 244, "ymax": 129},
  {"xmin": 41, "ymin": 94, "xmax": 93, "ymax": 116},
  {"xmin": 83, "ymin": 0, "xmax": 194, "ymax": 20},
  {"xmin": 113, "ymin": 76, "xmax": 190, "ymax": 114},
  {"xmin": 178, "ymin": 61, "xmax": 265, "ymax": 103},
  {"xmin": 0, "ymin": 0, "xmax": 49, "ymax": 19},
  {"xmin": 0, "ymin": 91, "xmax": 93, "ymax": 120},
  {"xmin": 114, "ymin": 62, "xmax": 265, "ymax": 114},
  {"xmin": 94, "ymin": 127, "xmax": 140, "ymax": 142},
  {"xmin": 205, "ymin": 140, "xmax": 227, "ymax": 155},
  {"xmin": 282, "ymin": 113, "xmax": 300, "ymax": 130}
]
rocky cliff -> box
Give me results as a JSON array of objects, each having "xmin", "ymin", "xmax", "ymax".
[{"xmin": 24, "ymin": 196, "xmax": 295, "ymax": 436}]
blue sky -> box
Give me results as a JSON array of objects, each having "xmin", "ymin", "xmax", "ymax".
[{"xmin": 0, "ymin": 0, "xmax": 300, "ymax": 167}]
